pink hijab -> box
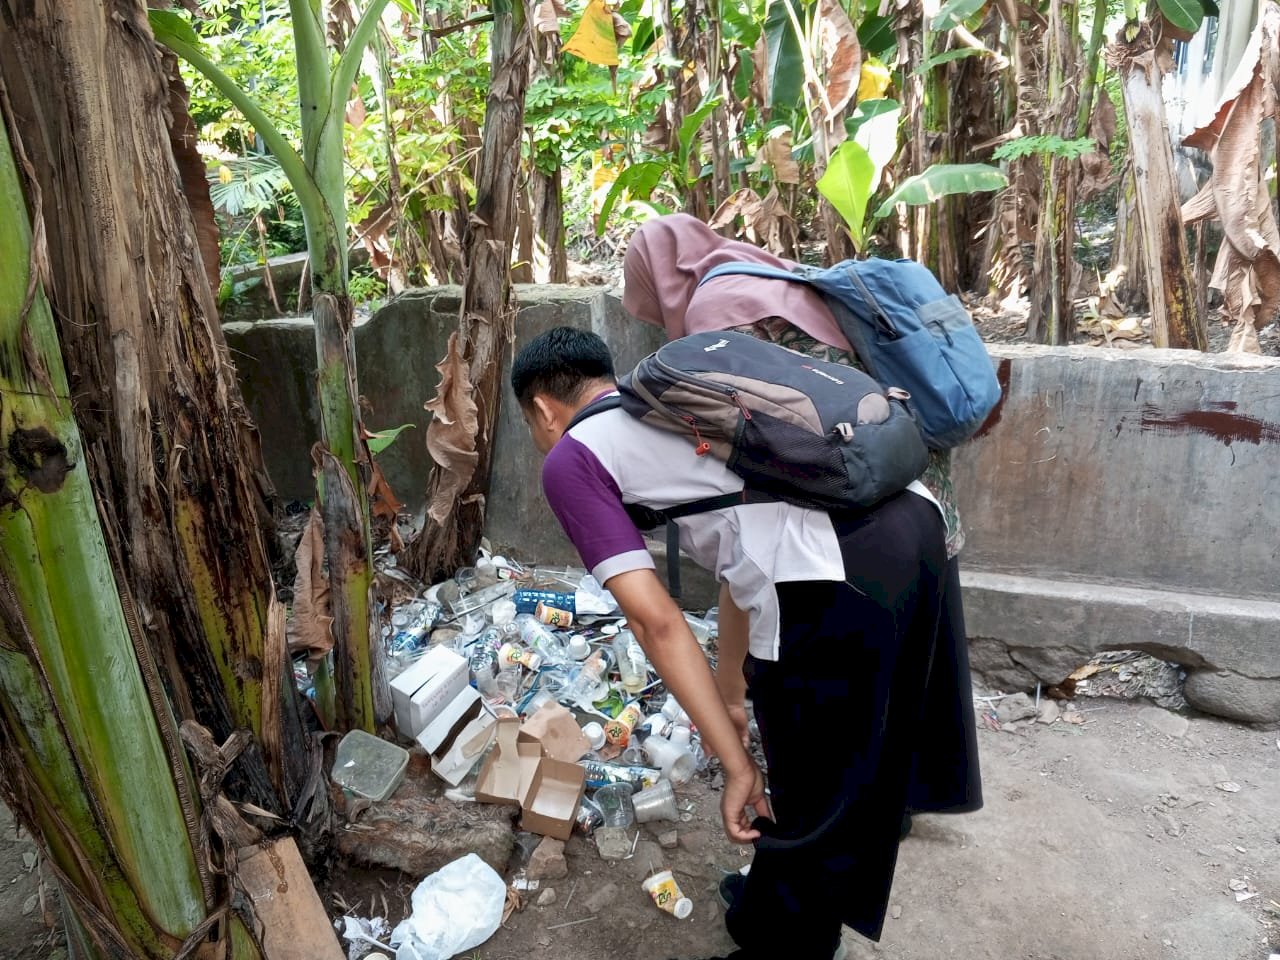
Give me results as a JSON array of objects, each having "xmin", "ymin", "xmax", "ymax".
[{"xmin": 621, "ymin": 213, "xmax": 851, "ymax": 351}]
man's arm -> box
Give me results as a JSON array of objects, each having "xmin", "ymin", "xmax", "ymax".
[
  {"xmin": 604, "ymin": 568, "xmax": 769, "ymax": 843},
  {"xmin": 714, "ymin": 582, "xmax": 751, "ymax": 749}
]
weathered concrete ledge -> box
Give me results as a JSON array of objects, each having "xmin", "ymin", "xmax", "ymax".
[
  {"xmin": 222, "ymin": 291, "xmax": 1280, "ymax": 723},
  {"xmin": 962, "ymin": 572, "xmax": 1280, "ymax": 722}
]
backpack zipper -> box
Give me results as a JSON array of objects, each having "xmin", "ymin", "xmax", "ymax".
[{"xmin": 653, "ymin": 353, "xmax": 753, "ymax": 419}]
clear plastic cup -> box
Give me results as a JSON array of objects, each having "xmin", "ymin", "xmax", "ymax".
[
  {"xmin": 593, "ymin": 782, "xmax": 636, "ymax": 828},
  {"xmin": 613, "ymin": 631, "xmax": 648, "ymax": 693},
  {"xmin": 632, "ymin": 779, "xmax": 679, "ymax": 822}
]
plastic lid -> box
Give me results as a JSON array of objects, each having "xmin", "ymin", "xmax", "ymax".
[{"xmin": 673, "ymin": 897, "xmax": 693, "ymax": 919}]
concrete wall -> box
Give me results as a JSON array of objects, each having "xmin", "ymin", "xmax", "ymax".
[{"xmin": 223, "ymin": 293, "xmax": 1280, "ymax": 722}]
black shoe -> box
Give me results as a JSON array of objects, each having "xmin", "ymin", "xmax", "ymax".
[{"xmin": 717, "ymin": 871, "xmax": 747, "ymax": 910}]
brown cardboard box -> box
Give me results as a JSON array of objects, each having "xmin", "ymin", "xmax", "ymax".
[
  {"xmin": 474, "ymin": 716, "xmax": 586, "ymax": 839},
  {"xmin": 474, "ymin": 717, "xmax": 541, "ymax": 805},
  {"xmin": 520, "ymin": 701, "xmax": 592, "ymax": 762},
  {"xmin": 520, "ymin": 757, "xmax": 587, "ymax": 841}
]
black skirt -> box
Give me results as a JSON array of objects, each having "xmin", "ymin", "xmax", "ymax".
[{"xmin": 726, "ymin": 490, "xmax": 982, "ymax": 955}]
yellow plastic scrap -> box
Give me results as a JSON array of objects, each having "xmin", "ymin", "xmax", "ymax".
[
  {"xmin": 857, "ymin": 57, "xmax": 891, "ymax": 102},
  {"xmin": 564, "ymin": 0, "xmax": 623, "ymax": 66}
]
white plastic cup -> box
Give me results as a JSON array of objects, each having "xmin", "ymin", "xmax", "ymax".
[
  {"xmin": 667, "ymin": 724, "xmax": 692, "ymax": 748},
  {"xmin": 632, "ymin": 779, "xmax": 679, "ymax": 823},
  {"xmin": 567, "ymin": 635, "xmax": 591, "ymax": 660},
  {"xmin": 642, "ymin": 869, "xmax": 693, "ymax": 919},
  {"xmin": 641, "ymin": 734, "xmax": 696, "ymax": 786},
  {"xmin": 581, "ymin": 721, "xmax": 606, "ymax": 750}
]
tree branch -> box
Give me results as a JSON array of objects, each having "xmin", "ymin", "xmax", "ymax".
[{"xmin": 427, "ymin": 14, "xmax": 495, "ymax": 38}]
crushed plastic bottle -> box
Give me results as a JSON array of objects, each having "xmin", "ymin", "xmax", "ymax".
[{"xmin": 387, "ymin": 599, "xmax": 442, "ymax": 653}]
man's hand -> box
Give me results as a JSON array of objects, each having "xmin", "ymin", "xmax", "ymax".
[{"xmin": 721, "ymin": 757, "xmax": 770, "ymax": 843}]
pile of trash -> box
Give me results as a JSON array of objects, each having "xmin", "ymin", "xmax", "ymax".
[{"xmin": 315, "ymin": 549, "xmax": 719, "ymax": 959}]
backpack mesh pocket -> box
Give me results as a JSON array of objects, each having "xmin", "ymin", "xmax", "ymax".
[{"xmin": 728, "ymin": 411, "xmax": 850, "ymax": 507}]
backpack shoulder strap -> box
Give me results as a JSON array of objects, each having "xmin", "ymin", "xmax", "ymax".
[
  {"xmin": 564, "ymin": 393, "xmax": 621, "ymax": 432},
  {"xmin": 699, "ymin": 261, "xmax": 808, "ymax": 288},
  {"xmin": 623, "ymin": 489, "xmax": 780, "ymax": 599}
]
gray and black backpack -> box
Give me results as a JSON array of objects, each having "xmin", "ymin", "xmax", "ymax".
[{"xmin": 570, "ymin": 331, "xmax": 929, "ymax": 593}]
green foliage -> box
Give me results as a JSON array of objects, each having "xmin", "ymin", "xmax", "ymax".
[
  {"xmin": 874, "ymin": 163, "xmax": 1008, "ymax": 217},
  {"xmin": 596, "ymin": 161, "xmax": 668, "ymax": 234},
  {"xmin": 916, "ymin": 48, "xmax": 982, "ymax": 73},
  {"xmin": 764, "ymin": 0, "xmax": 805, "ymax": 111},
  {"xmin": 208, "ymin": 155, "xmax": 292, "ymax": 217},
  {"xmin": 817, "ymin": 142, "xmax": 877, "ymax": 252},
  {"xmin": 1154, "ymin": 0, "xmax": 1209, "ymax": 34},
  {"xmin": 347, "ymin": 269, "xmax": 388, "ymax": 305},
  {"xmin": 820, "ymin": 99, "xmax": 901, "ymax": 253},
  {"xmin": 992, "ymin": 135, "xmax": 1096, "ymax": 162},
  {"xmin": 931, "ymin": 0, "xmax": 987, "ymax": 31},
  {"xmin": 365, "ymin": 423, "xmax": 416, "ymax": 456}
]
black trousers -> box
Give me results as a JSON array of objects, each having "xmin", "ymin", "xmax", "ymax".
[{"xmin": 724, "ymin": 492, "xmax": 982, "ymax": 957}]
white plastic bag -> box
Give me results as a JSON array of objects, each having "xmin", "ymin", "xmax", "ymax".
[
  {"xmin": 575, "ymin": 575, "xmax": 618, "ymax": 616},
  {"xmin": 389, "ymin": 854, "xmax": 506, "ymax": 960}
]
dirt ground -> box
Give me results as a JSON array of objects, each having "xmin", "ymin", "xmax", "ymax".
[{"xmin": 4, "ymin": 697, "xmax": 1276, "ymax": 960}]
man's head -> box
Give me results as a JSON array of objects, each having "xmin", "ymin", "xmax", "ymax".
[{"xmin": 511, "ymin": 326, "xmax": 617, "ymax": 454}]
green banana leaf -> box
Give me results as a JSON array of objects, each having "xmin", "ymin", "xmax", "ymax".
[{"xmin": 874, "ymin": 162, "xmax": 1008, "ymax": 217}]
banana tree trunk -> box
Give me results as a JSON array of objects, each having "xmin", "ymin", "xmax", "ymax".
[
  {"xmin": 1027, "ymin": 0, "xmax": 1081, "ymax": 344},
  {"xmin": 0, "ymin": 0, "xmax": 312, "ymax": 810},
  {"xmin": 1107, "ymin": 23, "xmax": 1206, "ymax": 350},
  {"xmin": 531, "ymin": 26, "xmax": 569, "ymax": 283},
  {"xmin": 290, "ymin": 0, "xmax": 388, "ymax": 733},
  {"xmin": 407, "ymin": 0, "xmax": 532, "ymax": 583},
  {"xmin": 0, "ymin": 109, "xmax": 260, "ymax": 960}
]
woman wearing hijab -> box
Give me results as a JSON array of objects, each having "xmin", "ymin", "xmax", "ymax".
[{"xmin": 621, "ymin": 213, "xmax": 983, "ymax": 957}]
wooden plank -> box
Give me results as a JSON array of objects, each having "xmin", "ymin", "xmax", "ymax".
[{"xmin": 237, "ymin": 838, "xmax": 344, "ymax": 960}]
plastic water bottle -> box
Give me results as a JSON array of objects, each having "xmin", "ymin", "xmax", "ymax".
[
  {"xmin": 515, "ymin": 614, "xmax": 569, "ymax": 664},
  {"xmin": 562, "ymin": 649, "xmax": 611, "ymax": 706}
]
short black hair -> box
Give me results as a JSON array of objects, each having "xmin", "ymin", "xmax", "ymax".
[{"xmin": 511, "ymin": 326, "xmax": 616, "ymax": 406}]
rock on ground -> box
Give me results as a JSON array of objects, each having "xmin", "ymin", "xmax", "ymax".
[
  {"xmin": 527, "ymin": 837, "xmax": 568, "ymax": 881},
  {"xmin": 1183, "ymin": 671, "xmax": 1280, "ymax": 724},
  {"xmin": 995, "ymin": 692, "xmax": 1037, "ymax": 724}
]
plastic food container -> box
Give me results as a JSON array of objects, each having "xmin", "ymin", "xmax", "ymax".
[{"xmin": 331, "ymin": 729, "xmax": 410, "ymax": 801}]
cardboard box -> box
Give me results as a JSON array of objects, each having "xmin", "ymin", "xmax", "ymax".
[
  {"xmin": 474, "ymin": 715, "xmax": 586, "ymax": 839},
  {"xmin": 521, "ymin": 757, "xmax": 586, "ymax": 841},
  {"xmin": 520, "ymin": 701, "xmax": 591, "ymax": 762},
  {"xmin": 474, "ymin": 717, "xmax": 541, "ymax": 805},
  {"xmin": 390, "ymin": 645, "xmax": 469, "ymax": 739},
  {"xmin": 415, "ymin": 687, "xmax": 497, "ymax": 786}
]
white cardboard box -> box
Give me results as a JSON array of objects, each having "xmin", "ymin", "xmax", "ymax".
[
  {"xmin": 390, "ymin": 645, "xmax": 470, "ymax": 739},
  {"xmin": 416, "ymin": 687, "xmax": 497, "ymax": 786}
]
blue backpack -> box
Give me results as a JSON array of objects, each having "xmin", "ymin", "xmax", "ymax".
[{"xmin": 699, "ymin": 258, "xmax": 1001, "ymax": 449}]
